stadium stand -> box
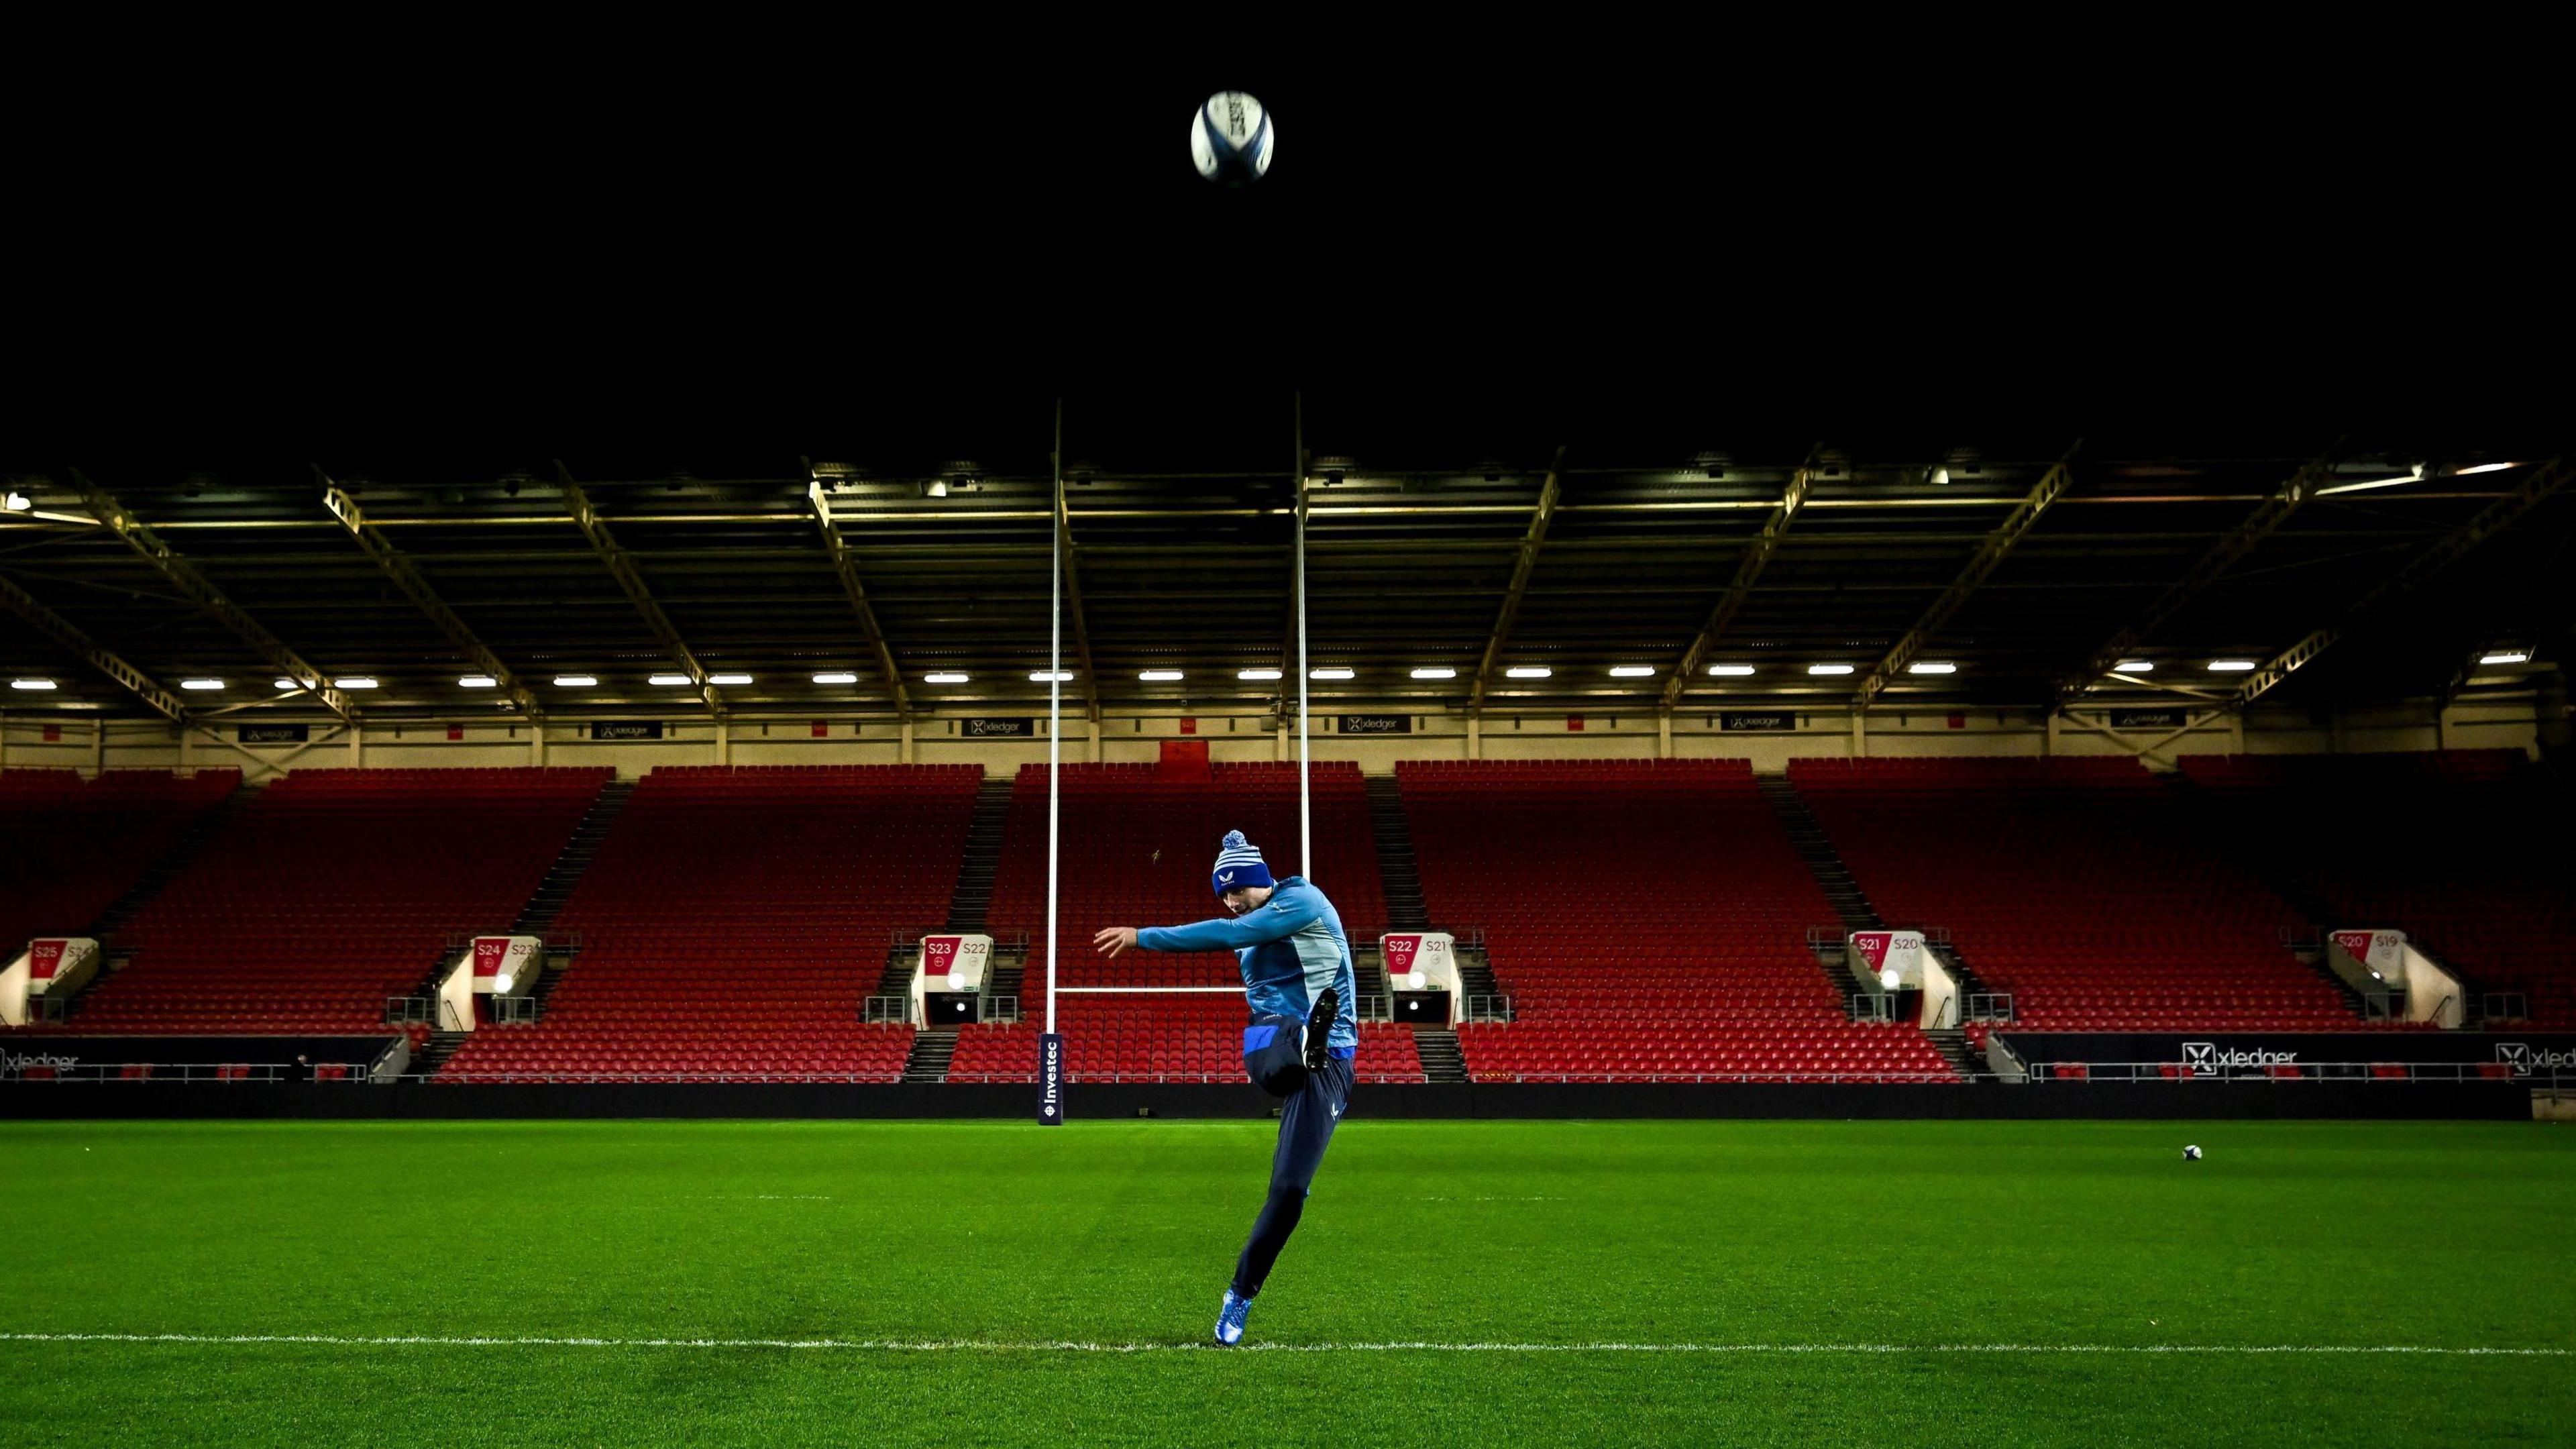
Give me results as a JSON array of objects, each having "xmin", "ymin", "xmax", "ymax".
[
  {"xmin": 1397, "ymin": 759, "xmax": 1953, "ymax": 1082},
  {"xmin": 0, "ymin": 767, "xmax": 240, "ymax": 957},
  {"xmin": 41, "ymin": 769, "xmax": 605, "ymax": 1038},
  {"xmin": 2177, "ymin": 749, "xmax": 2576, "ymax": 1024},
  {"xmin": 438, "ymin": 765, "xmax": 977, "ymax": 1082},
  {"xmin": 1788, "ymin": 757, "xmax": 2378, "ymax": 1038},
  {"xmin": 947, "ymin": 761, "xmax": 1421, "ymax": 1083}
]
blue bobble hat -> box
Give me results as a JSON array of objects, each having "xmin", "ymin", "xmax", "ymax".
[{"xmin": 1210, "ymin": 829, "xmax": 1276, "ymax": 897}]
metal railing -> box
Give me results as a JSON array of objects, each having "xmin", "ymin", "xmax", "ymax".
[
  {"xmin": 386, "ymin": 996, "xmax": 433, "ymax": 1026},
  {"xmin": 2363, "ymin": 991, "xmax": 2406, "ymax": 1021},
  {"xmin": 3, "ymin": 1061, "xmax": 382, "ymax": 1085},
  {"xmin": 986, "ymin": 996, "xmax": 1020, "ymax": 1024},
  {"xmin": 862, "ymin": 996, "xmax": 910, "ymax": 1025},
  {"xmin": 490, "ymin": 996, "xmax": 541, "ymax": 1026},
  {"xmin": 1848, "ymin": 994, "xmax": 1896, "ymax": 1023},
  {"xmin": 1964, "ymin": 991, "xmax": 2016, "ymax": 1022},
  {"xmin": 28, "ymin": 996, "xmax": 68, "ymax": 1024},
  {"xmin": 1353, "ymin": 994, "xmax": 1393, "ymax": 1023},
  {"xmin": 1461, "ymin": 994, "xmax": 1514, "ymax": 1023}
]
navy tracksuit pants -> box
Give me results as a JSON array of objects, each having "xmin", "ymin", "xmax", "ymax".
[{"xmin": 1231, "ymin": 1051, "xmax": 1354, "ymax": 1299}]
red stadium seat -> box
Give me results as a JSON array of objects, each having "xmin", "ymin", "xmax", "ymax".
[
  {"xmin": 2180, "ymin": 751, "xmax": 2575, "ymax": 1026},
  {"xmin": 1399, "ymin": 761, "xmax": 1955, "ymax": 1083},
  {"xmin": 1790, "ymin": 757, "xmax": 2389, "ymax": 1036},
  {"xmin": 0, "ymin": 767, "xmax": 240, "ymax": 963},
  {"xmin": 13, "ymin": 769, "xmax": 606, "ymax": 1041},
  {"xmin": 438, "ymin": 766, "xmax": 977, "ymax": 1084}
]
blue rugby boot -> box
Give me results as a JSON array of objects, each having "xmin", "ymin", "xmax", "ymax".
[{"xmin": 1214, "ymin": 1288, "xmax": 1252, "ymax": 1346}]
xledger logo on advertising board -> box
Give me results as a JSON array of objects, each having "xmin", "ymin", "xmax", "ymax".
[
  {"xmin": 2498, "ymin": 1043, "xmax": 2576, "ymax": 1077},
  {"xmin": 3, "ymin": 1051, "xmax": 79, "ymax": 1074},
  {"xmin": 2182, "ymin": 1042, "xmax": 2301, "ymax": 1075}
]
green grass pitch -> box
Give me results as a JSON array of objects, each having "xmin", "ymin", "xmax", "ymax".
[{"xmin": 2, "ymin": 1118, "xmax": 2569, "ymax": 1446}]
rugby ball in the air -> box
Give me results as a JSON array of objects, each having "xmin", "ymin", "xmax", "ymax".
[
  {"xmin": 2183, "ymin": 1144, "xmax": 2203, "ymax": 1161},
  {"xmin": 1191, "ymin": 92, "xmax": 1275, "ymax": 183}
]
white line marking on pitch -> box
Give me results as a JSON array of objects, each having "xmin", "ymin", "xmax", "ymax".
[{"xmin": 0, "ymin": 1333, "xmax": 2564, "ymax": 1357}]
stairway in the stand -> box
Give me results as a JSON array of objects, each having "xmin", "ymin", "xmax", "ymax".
[
  {"xmin": 82, "ymin": 776, "xmax": 259, "ymax": 943},
  {"xmin": 510, "ymin": 778, "xmax": 633, "ymax": 935},
  {"xmin": 398, "ymin": 777, "xmax": 628, "ymax": 1026},
  {"xmin": 902, "ymin": 1030, "xmax": 957, "ymax": 1083},
  {"xmin": 1921, "ymin": 1027, "xmax": 1983, "ymax": 1079},
  {"xmin": 52, "ymin": 777, "xmax": 263, "ymax": 1022},
  {"xmin": 1364, "ymin": 775, "xmax": 1430, "ymax": 931},
  {"xmin": 2159, "ymin": 772, "xmax": 2379, "ymax": 1024},
  {"xmin": 944, "ymin": 775, "xmax": 1015, "ymax": 933},
  {"xmin": 1760, "ymin": 772, "xmax": 1990, "ymax": 1075},
  {"xmin": 1756, "ymin": 775, "xmax": 1881, "ymax": 932},
  {"xmin": 1412, "ymin": 1028, "xmax": 1468, "ymax": 1083},
  {"xmin": 412, "ymin": 1031, "xmax": 472, "ymax": 1077},
  {"xmin": 1758, "ymin": 774, "xmax": 1884, "ymax": 1006}
]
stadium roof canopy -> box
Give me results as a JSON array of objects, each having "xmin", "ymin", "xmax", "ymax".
[{"xmin": 2, "ymin": 422, "xmax": 2567, "ymax": 727}]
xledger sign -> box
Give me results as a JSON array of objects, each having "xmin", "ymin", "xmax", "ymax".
[
  {"xmin": 1997, "ymin": 1032, "xmax": 2576, "ymax": 1079},
  {"xmin": 1338, "ymin": 715, "xmax": 1410, "ymax": 735}
]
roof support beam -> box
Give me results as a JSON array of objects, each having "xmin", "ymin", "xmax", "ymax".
[
  {"xmin": 2059, "ymin": 447, "xmax": 2340, "ymax": 701},
  {"xmin": 806, "ymin": 479, "xmax": 912, "ymax": 720},
  {"xmin": 1468, "ymin": 447, "xmax": 1567, "ymax": 716},
  {"xmin": 1856, "ymin": 448, "xmax": 2078, "ymax": 709},
  {"xmin": 1660, "ymin": 462, "xmax": 1814, "ymax": 709},
  {"xmin": 68, "ymin": 469, "xmax": 353, "ymax": 720},
  {"xmin": 554, "ymin": 464, "xmax": 727, "ymax": 719},
  {"xmin": 2233, "ymin": 456, "xmax": 2571, "ymax": 708},
  {"xmin": 321, "ymin": 473, "xmax": 543, "ymax": 722},
  {"xmin": 0, "ymin": 570, "xmax": 192, "ymax": 723},
  {"xmin": 1052, "ymin": 472, "xmax": 1104, "ymax": 722}
]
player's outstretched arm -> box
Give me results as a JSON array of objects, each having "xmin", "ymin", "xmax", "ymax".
[
  {"xmin": 1133, "ymin": 893, "xmax": 1321, "ymax": 954},
  {"xmin": 1091, "ymin": 926, "xmax": 1139, "ymax": 959}
]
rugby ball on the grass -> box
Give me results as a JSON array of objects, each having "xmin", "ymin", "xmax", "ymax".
[
  {"xmin": 1191, "ymin": 92, "xmax": 1275, "ymax": 183},
  {"xmin": 2184, "ymin": 1144, "xmax": 2204, "ymax": 1161}
]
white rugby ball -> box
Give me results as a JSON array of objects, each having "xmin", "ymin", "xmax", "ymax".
[
  {"xmin": 2183, "ymin": 1144, "xmax": 2203, "ymax": 1161},
  {"xmin": 1190, "ymin": 92, "xmax": 1275, "ymax": 184}
]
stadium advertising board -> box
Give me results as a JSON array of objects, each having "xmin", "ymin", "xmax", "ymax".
[
  {"xmin": 0, "ymin": 1035, "xmax": 406, "ymax": 1079},
  {"xmin": 1996, "ymin": 1032, "xmax": 2576, "ymax": 1079},
  {"xmin": 590, "ymin": 722, "xmax": 663, "ymax": 740},
  {"xmin": 1720, "ymin": 712, "xmax": 1795, "ymax": 731},
  {"xmin": 1338, "ymin": 714, "xmax": 1409, "ymax": 734},
  {"xmin": 963, "ymin": 717, "xmax": 1034, "ymax": 737},
  {"xmin": 239, "ymin": 724, "xmax": 309, "ymax": 743},
  {"xmin": 2107, "ymin": 709, "xmax": 2186, "ymax": 729}
]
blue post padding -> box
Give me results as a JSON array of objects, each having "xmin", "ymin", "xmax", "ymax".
[
  {"xmin": 1242, "ymin": 1024, "xmax": 1279, "ymax": 1054},
  {"xmin": 1037, "ymin": 1032, "xmax": 1065, "ymax": 1125}
]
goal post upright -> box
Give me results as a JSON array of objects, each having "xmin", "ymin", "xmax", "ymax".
[
  {"xmin": 1039, "ymin": 399, "xmax": 1066, "ymax": 1124},
  {"xmin": 1295, "ymin": 392, "xmax": 1311, "ymax": 883}
]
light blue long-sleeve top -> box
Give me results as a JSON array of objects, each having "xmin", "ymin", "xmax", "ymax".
[{"xmin": 1134, "ymin": 877, "xmax": 1359, "ymax": 1055}]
